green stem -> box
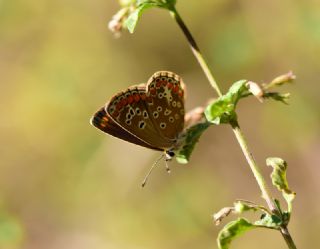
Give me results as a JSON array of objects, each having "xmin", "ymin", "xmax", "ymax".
[
  {"xmin": 231, "ymin": 123, "xmax": 278, "ymax": 213},
  {"xmin": 170, "ymin": 7, "xmax": 297, "ymax": 249},
  {"xmin": 169, "ymin": 8, "xmax": 222, "ymax": 97}
]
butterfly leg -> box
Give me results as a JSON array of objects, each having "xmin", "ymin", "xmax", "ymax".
[
  {"xmin": 164, "ymin": 159, "xmax": 171, "ymax": 174},
  {"xmin": 164, "ymin": 150, "xmax": 175, "ymax": 174}
]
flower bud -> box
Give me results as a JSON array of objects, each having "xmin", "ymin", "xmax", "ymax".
[
  {"xmin": 108, "ymin": 7, "xmax": 130, "ymax": 37},
  {"xmin": 269, "ymin": 71, "xmax": 296, "ymax": 87},
  {"xmin": 246, "ymin": 81, "xmax": 264, "ymax": 102}
]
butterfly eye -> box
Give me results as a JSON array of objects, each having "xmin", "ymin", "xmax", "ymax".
[
  {"xmin": 155, "ymin": 78, "xmax": 160, "ymax": 82},
  {"xmin": 169, "ymin": 117, "xmax": 174, "ymax": 123},
  {"xmin": 177, "ymin": 101, "xmax": 181, "ymax": 108},
  {"xmin": 172, "ymin": 101, "xmax": 177, "ymax": 107},
  {"xmin": 168, "ymin": 78, "xmax": 172, "ymax": 83},
  {"xmin": 161, "ymin": 77, "xmax": 166, "ymax": 81},
  {"xmin": 174, "ymin": 114, "xmax": 180, "ymax": 119},
  {"xmin": 126, "ymin": 120, "xmax": 132, "ymax": 125},
  {"xmin": 153, "ymin": 111, "xmax": 159, "ymax": 119},
  {"xmin": 157, "ymin": 106, "xmax": 162, "ymax": 112},
  {"xmin": 158, "ymin": 93, "xmax": 163, "ymax": 99}
]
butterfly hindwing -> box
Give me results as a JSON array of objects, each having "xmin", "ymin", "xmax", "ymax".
[{"xmin": 145, "ymin": 71, "xmax": 185, "ymax": 141}]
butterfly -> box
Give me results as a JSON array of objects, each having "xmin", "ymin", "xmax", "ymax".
[{"xmin": 90, "ymin": 71, "xmax": 186, "ymax": 185}]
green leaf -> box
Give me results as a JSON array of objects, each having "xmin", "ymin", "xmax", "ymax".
[
  {"xmin": 205, "ymin": 80, "xmax": 247, "ymax": 125},
  {"xmin": 175, "ymin": 122, "xmax": 210, "ymax": 164},
  {"xmin": 266, "ymin": 158, "xmax": 296, "ymax": 213},
  {"xmin": 217, "ymin": 218, "xmax": 255, "ymax": 249},
  {"xmin": 254, "ymin": 213, "xmax": 282, "ymax": 229},
  {"xmin": 124, "ymin": 3, "xmax": 158, "ymax": 33},
  {"xmin": 123, "ymin": 0, "xmax": 177, "ymax": 33},
  {"xmin": 263, "ymin": 92, "xmax": 290, "ymax": 104},
  {"xmin": 234, "ymin": 200, "xmax": 269, "ymax": 214}
]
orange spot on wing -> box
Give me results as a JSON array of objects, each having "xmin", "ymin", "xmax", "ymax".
[
  {"xmin": 150, "ymin": 88, "xmax": 156, "ymax": 95},
  {"xmin": 141, "ymin": 94, "xmax": 146, "ymax": 100},
  {"xmin": 127, "ymin": 95, "xmax": 134, "ymax": 104},
  {"xmin": 173, "ymin": 85, "xmax": 179, "ymax": 93},
  {"xmin": 162, "ymin": 81, "xmax": 167, "ymax": 86},
  {"xmin": 116, "ymin": 102, "xmax": 122, "ymax": 110},
  {"xmin": 167, "ymin": 83, "xmax": 173, "ymax": 89},
  {"xmin": 120, "ymin": 98, "xmax": 127, "ymax": 106},
  {"xmin": 134, "ymin": 94, "xmax": 140, "ymax": 102},
  {"xmin": 156, "ymin": 81, "xmax": 161, "ymax": 87}
]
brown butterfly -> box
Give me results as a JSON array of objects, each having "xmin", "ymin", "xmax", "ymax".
[{"xmin": 90, "ymin": 71, "xmax": 186, "ymax": 185}]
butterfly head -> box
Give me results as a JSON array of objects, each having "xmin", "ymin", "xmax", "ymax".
[{"xmin": 165, "ymin": 150, "xmax": 175, "ymax": 161}]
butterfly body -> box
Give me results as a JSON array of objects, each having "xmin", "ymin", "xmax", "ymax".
[{"xmin": 91, "ymin": 71, "xmax": 186, "ymax": 155}]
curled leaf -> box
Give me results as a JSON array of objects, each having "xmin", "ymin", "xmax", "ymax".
[
  {"xmin": 125, "ymin": 3, "xmax": 158, "ymax": 33},
  {"xmin": 266, "ymin": 157, "xmax": 296, "ymax": 212},
  {"xmin": 234, "ymin": 200, "xmax": 270, "ymax": 215},
  {"xmin": 114, "ymin": 0, "xmax": 177, "ymax": 33},
  {"xmin": 217, "ymin": 218, "xmax": 255, "ymax": 249},
  {"xmin": 175, "ymin": 121, "xmax": 210, "ymax": 164},
  {"xmin": 205, "ymin": 80, "xmax": 247, "ymax": 125}
]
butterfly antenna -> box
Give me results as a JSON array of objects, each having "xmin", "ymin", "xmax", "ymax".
[{"xmin": 141, "ymin": 154, "xmax": 165, "ymax": 188}]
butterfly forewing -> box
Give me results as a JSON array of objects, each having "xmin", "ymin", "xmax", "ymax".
[
  {"xmin": 91, "ymin": 107, "xmax": 162, "ymax": 151},
  {"xmin": 145, "ymin": 71, "xmax": 185, "ymax": 141}
]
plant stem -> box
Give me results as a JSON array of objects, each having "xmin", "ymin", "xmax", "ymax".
[
  {"xmin": 231, "ymin": 123, "xmax": 278, "ymax": 213},
  {"xmin": 281, "ymin": 226, "xmax": 297, "ymax": 249},
  {"xmin": 169, "ymin": 8, "xmax": 222, "ymax": 97},
  {"xmin": 170, "ymin": 7, "xmax": 297, "ymax": 249}
]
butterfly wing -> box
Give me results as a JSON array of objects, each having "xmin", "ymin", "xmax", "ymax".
[
  {"xmin": 91, "ymin": 107, "xmax": 162, "ymax": 151},
  {"xmin": 145, "ymin": 71, "xmax": 185, "ymax": 142},
  {"xmin": 105, "ymin": 85, "xmax": 174, "ymax": 150}
]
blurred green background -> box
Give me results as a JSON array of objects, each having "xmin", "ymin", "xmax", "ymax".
[{"xmin": 0, "ymin": 0, "xmax": 319, "ymax": 248}]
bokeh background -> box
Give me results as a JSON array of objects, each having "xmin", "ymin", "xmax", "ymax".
[{"xmin": 1, "ymin": 0, "xmax": 319, "ymax": 248}]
